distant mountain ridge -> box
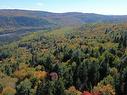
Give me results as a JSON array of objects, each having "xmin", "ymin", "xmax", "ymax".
[{"xmin": 0, "ymin": 9, "xmax": 127, "ymax": 34}]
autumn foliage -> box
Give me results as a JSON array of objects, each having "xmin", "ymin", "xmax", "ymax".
[
  {"xmin": 0, "ymin": 24, "xmax": 127, "ymax": 95},
  {"xmin": 34, "ymin": 71, "xmax": 47, "ymax": 80}
]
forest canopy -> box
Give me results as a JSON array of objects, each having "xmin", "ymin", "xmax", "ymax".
[{"xmin": 0, "ymin": 23, "xmax": 127, "ymax": 95}]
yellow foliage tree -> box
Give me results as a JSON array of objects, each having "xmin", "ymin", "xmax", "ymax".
[
  {"xmin": 13, "ymin": 67, "xmax": 34, "ymax": 80},
  {"xmin": 65, "ymin": 86, "xmax": 81, "ymax": 95},
  {"xmin": 2, "ymin": 86, "xmax": 16, "ymax": 95},
  {"xmin": 93, "ymin": 84, "xmax": 115, "ymax": 95}
]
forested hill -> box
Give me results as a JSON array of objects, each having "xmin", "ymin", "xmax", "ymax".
[
  {"xmin": 0, "ymin": 9, "xmax": 127, "ymax": 34},
  {"xmin": 0, "ymin": 23, "xmax": 127, "ymax": 95}
]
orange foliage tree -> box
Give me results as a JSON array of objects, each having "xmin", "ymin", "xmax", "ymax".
[{"xmin": 34, "ymin": 71, "xmax": 47, "ymax": 80}]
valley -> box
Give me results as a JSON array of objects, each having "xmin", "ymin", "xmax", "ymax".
[{"xmin": 0, "ymin": 9, "xmax": 127, "ymax": 95}]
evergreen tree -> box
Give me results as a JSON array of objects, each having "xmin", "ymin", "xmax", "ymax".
[{"xmin": 16, "ymin": 79, "xmax": 32, "ymax": 95}]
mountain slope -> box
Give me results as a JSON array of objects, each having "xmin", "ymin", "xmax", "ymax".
[{"xmin": 0, "ymin": 9, "xmax": 127, "ymax": 34}]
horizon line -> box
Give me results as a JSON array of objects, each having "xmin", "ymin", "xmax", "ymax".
[{"xmin": 0, "ymin": 8, "xmax": 127, "ymax": 16}]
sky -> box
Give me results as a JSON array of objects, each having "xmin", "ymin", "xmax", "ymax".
[{"xmin": 0, "ymin": 0, "xmax": 127, "ymax": 15}]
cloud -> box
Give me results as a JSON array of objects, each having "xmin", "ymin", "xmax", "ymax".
[{"xmin": 36, "ymin": 2, "xmax": 43, "ymax": 6}]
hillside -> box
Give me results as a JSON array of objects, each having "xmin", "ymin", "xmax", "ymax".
[
  {"xmin": 0, "ymin": 9, "xmax": 127, "ymax": 95},
  {"xmin": 0, "ymin": 23, "xmax": 127, "ymax": 95},
  {"xmin": 0, "ymin": 9, "xmax": 127, "ymax": 34}
]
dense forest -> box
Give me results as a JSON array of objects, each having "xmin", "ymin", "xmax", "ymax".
[{"xmin": 0, "ymin": 23, "xmax": 127, "ymax": 95}]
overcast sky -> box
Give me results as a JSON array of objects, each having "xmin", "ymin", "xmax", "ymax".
[{"xmin": 0, "ymin": 0, "xmax": 127, "ymax": 15}]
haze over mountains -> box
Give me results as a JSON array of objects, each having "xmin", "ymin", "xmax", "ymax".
[{"xmin": 0, "ymin": 9, "xmax": 127, "ymax": 34}]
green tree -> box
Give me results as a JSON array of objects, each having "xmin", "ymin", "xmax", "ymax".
[{"xmin": 16, "ymin": 79, "xmax": 32, "ymax": 95}]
